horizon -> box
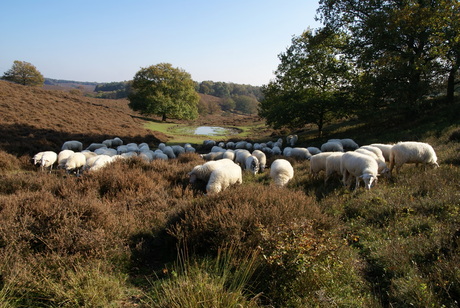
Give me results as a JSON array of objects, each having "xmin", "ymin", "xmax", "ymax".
[{"xmin": 0, "ymin": 1, "xmax": 321, "ymax": 87}]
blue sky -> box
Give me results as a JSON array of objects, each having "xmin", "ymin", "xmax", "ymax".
[{"xmin": 0, "ymin": 1, "xmax": 321, "ymax": 86}]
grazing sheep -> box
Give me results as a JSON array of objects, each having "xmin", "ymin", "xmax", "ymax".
[
  {"xmin": 86, "ymin": 143, "xmax": 106, "ymax": 151},
  {"xmin": 287, "ymin": 134, "xmax": 298, "ymax": 147},
  {"xmin": 339, "ymin": 138, "xmax": 359, "ymax": 151},
  {"xmin": 290, "ymin": 147, "xmax": 312, "ymax": 160},
  {"xmin": 206, "ymin": 162, "xmax": 243, "ymax": 195},
  {"xmin": 252, "ymin": 150, "xmax": 267, "ymax": 172},
  {"xmin": 272, "ymin": 146, "xmax": 282, "ymax": 156},
  {"xmin": 126, "ymin": 143, "xmax": 140, "ymax": 153},
  {"xmin": 161, "ymin": 146, "xmax": 176, "ymax": 159},
  {"xmin": 355, "ymin": 148, "xmax": 389, "ymax": 176},
  {"xmin": 111, "ymin": 137, "xmax": 123, "ymax": 147},
  {"xmin": 139, "ymin": 151, "xmax": 154, "ymax": 162},
  {"xmin": 389, "ymin": 141, "xmax": 439, "ymax": 174},
  {"xmin": 171, "ymin": 145, "xmax": 185, "ymax": 157},
  {"xmin": 57, "ymin": 150, "xmax": 74, "ymax": 169},
  {"xmin": 211, "ymin": 146, "xmax": 226, "ymax": 153},
  {"xmin": 321, "ymin": 141, "xmax": 344, "ymax": 152},
  {"xmin": 270, "ymin": 159, "xmax": 294, "ymax": 187},
  {"xmin": 222, "ymin": 150, "xmax": 235, "ymax": 161},
  {"xmin": 94, "ymin": 147, "xmax": 117, "ymax": 157},
  {"xmin": 65, "ymin": 152, "xmax": 87, "ymax": 175},
  {"xmin": 325, "ymin": 152, "xmax": 345, "ymax": 183},
  {"xmin": 88, "ymin": 155, "xmax": 113, "ymax": 172},
  {"xmin": 341, "ymin": 152, "xmax": 379, "ymax": 190},
  {"xmin": 153, "ymin": 150, "xmax": 168, "ymax": 160},
  {"xmin": 370, "ymin": 143, "xmax": 394, "ymax": 162},
  {"xmin": 32, "ymin": 152, "xmax": 45, "ymax": 166},
  {"xmin": 201, "ymin": 152, "xmax": 224, "ymax": 161},
  {"xmin": 203, "ymin": 139, "xmax": 216, "ymax": 149},
  {"xmin": 226, "ymin": 141, "xmax": 235, "ymax": 149},
  {"xmin": 61, "ymin": 140, "xmax": 83, "ymax": 152},
  {"xmin": 38, "ymin": 151, "xmax": 58, "ymax": 172},
  {"xmin": 184, "ymin": 143, "xmax": 196, "ymax": 153},
  {"xmin": 235, "ymin": 149, "xmax": 251, "ymax": 167},
  {"xmin": 245, "ymin": 155, "xmax": 259, "ymax": 175},
  {"xmin": 307, "ymin": 147, "xmax": 321, "ymax": 155},
  {"xmin": 188, "ymin": 159, "xmax": 236, "ymax": 183},
  {"xmin": 359, "ymin": 145, "xmax": 385, "ymax": 161},
  {"xmin": 309, "ymin": 152, "xmax": 334, "ymax": 178},
  {"xmin": 81, "ymin": 151, "xmax": 98, "ymax": 160},
  {"xmin": 283, "ymin": 147, "xmax": 293, "ymax": 157}
]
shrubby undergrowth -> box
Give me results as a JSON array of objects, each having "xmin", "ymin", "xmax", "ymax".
[{"xmin": 0, "ymin": 129, "xmax": 460, "ymax": 307}]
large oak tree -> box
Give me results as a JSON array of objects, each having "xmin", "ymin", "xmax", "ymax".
[{"xmin": 128, "ymin": 63, "xmax": 199, "ymax": 121}]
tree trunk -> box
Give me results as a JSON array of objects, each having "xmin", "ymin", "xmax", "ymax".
[
  {"xmin": 162, "ymin": 113, "xmax": 167, "ymax": 122},
  {"xmin": 447, "ymin": 54, "xmax": 459, "ymax": 104}
]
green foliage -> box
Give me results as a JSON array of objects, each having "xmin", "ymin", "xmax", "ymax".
[
  {"xmin": 2, "ymin": 60, "xmax": 44, "ymax": 86},
  {"xmin": 148, "ymin": 246, "xmax": 260, "ymax": 307},
  {"xmin": 318, "ymin": 0, "xmax": 460, "ymax": 117},
  {"xmin": 260, "ymin": 28, "xmax": 353, "ymax": 136},
  {"xmin": 233, "ymin": 95, "xmax": 258, "ymax": 114},
  {"xmin": 128, "ymin": 63, "xmax": 199, "ymax": 121}
]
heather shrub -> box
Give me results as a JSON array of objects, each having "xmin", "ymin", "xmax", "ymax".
[{"xmin": 0, "ymin": 150, "xmax": 21, "ymax": 174}]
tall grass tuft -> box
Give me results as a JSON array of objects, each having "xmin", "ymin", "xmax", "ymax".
[{"xmin": 148, "ymin": 245, "xmax": 261, "ymax": 308}]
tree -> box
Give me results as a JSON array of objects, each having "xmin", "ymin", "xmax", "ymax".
[
  {"xmin": 128, "ymin": 63, "xmax": 199, "ymax": 121},
  {"xmin": 233, "ymin": 95, "xmax": 259, "ymax": 114},
  {"xmin": 318, "ymin": 0, "xmax": 460, "ymax": 114},
  {"xmin": 2, "ymin": 60, "xmax": 45, "ymax": 86},
  {"xmin": 259, "ymin": 28, "xmax": 353, "ymax": 137}
]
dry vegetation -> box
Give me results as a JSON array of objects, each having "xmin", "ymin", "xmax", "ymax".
[{"xmin": 1, "ymin": 80, "xmax": 460, "ymax": 307}]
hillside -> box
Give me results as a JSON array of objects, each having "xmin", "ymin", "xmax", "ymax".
[{"xmin": 0, "ymin": 81, "xmax": 169, "ymax": 156}]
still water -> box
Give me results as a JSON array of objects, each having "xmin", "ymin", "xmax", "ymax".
[{"xmin": 194, "ymin": 126, "xmax": 239, "ymax": 136}]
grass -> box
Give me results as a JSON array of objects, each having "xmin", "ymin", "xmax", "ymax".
[{"xmin": 143, "ymin": 118, "xmax": 267, "ymax": 144}]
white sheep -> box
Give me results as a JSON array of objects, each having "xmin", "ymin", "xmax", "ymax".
[
  {"xmin": 203, "ymin": 139, "xmax": 216, "ymax": 149},
  {"xmin": 283, "ymin": 147, "xmax": 293, "ymax": 157},
  {"xmin": 162, "ymin": 146, "xmax": 176, "ymax": 159},
  {"xmin": 270, "ymin": 159, "xmax": 294, "ymax": 187},
  {"xmin": 339, "ymin": 138, "xmax": 359, "ymax": 151},
  {"xmin": 321, "ymin": 141, "xmax": 344, "ymax": 152},
  {"xmin": 341, "ymin": 152, "xmax": 379, "ymax": 190},
  {"xmin": 389, "ymin": 141, "xmax": 439, "ymax": 175},
  {"xmin": 359, "ymin": 145, "xmax": 385, "ymax": 161},
  {"xmin": 206, "ymin": 162, "xmax": 243, "ymax": 195},
  {"xmin": 94, "ymin": 147, "xmax": 118, "ymax": 157},
  {"xmin": 222, "ymin": 150, "xmax": 235, "ymax": 161},
  {"xmin": 309, "ymin": 152, "xmax": 334, "ymax": 178},
  {"xmin": 252, "ymin": 150, "xmax": 267, "ymax": 172},
  {"xmin": 57, "ymin": 149, "xmax": 74, "ymax": 169},
  {"xmin": 88, "ymin": 155, "xmax": 114, "ymax": 172},
  {"xmin": 61, "ymin": 140, "xmax": 83, "ymax": 152},
  {"xmin": 370, "ymin": 143, "xmax": 394, "ymax": 162},
  {"xmin": 201, "ymin": 152, "xmax": 224, "ymax": 161},
  {"xmin": 65, "ymin": 152, "xmax": 87, "ymax": 175},
  {"xmin": 86, "ymin": 143, "xmax": 106, "ymax": 151},
  {"xmin": 38, "ymin": 151, "xmax": 58, "ymax": 172},
  {"xmin": 286, "ymin": 134, "xmax": 298, "ymax": 147},
  {"xmin": 32, "ymin": 152, "xmax": 45, "ymax": 166},
  {"xmin": 171, "ymin": 145, "xmax": 185, "ymax": 157},
  {"xmin": 289, "ymin": 147, "xmax": 312, "ymax": 160},
  {"xmin": 153, "ymin": 150, "xmax": 168, "ymax": 160},
  {"xmin": 235, "ymin": 149, "xmax": 251, "ymax": 167},
  {"xmin": 245, "ymin": 155, "xmax": 259, "ymax": 175},
  {"xmin": 325, "ymin": 152, "xmax": 345, "ymax": 183},
  {"xmin": 111, "ymin": 137, "xmax": 123, "ymax": 147},
  {"xmin": 355, "ymin": 148, "xmax": 389, "ymax": 176},
  {"xmin": 188, "ymin": 159, "xmax": 236, "ymax": 183},
  {"xmin": 184, "ymin": 143, "xmax": 196, "ymax": 153},
  {"xmin": 307, "ymin": 147, "xmax": 321, "ymax": 155}
]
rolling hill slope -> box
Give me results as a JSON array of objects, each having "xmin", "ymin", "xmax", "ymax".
[{"xmin": 0, "ymin": 80, "xmax": 168, "ymax": 156}]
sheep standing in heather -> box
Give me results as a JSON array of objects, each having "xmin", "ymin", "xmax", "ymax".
[
  {"xmin": 355, "ymin": 148, "xmax": 389, "ymax": 176},
  {"xmin": 252, "ymin": 150, "xmax": 267, "ymax": 172},
  {"xmin": 290, "ymin": 147, "xmax": 312, "ymax": 160},
  {"xmin": 270, "ymin": 159, "xmax": 294, "ymax": 187},
  {"xmin": 245, "ymin": 155, "xmax": 259, "ymax": 175},
  {"xmin": 321, "ymin": 141, "xmax": 344, "ymax": 152},
  {"xmin": 57, "ymin": 150, "xmax": 74, "ymax": 169},
  {"xmin": 370, "ymin": 143, "xmax": 394, "ymax": 162},
  {"xmin": 325, "ymin": 152, "xmax": 345, "ymax": 183},
  {"xmin": 389, "ymin": 141, "xmax": 439, "ymax": 175},
  {"xmin": 286, "ymin": 134, "xmax": 298, "ymax": 147},
  {"xmin": 188, "ymin": 159, "xmax": 236, "ymax": 183},
  {"xmin": 206, "ymin": 163, "xmax": 242, "ymax": 195},
  {"xmin": 65, "ymin": 152, "xmax": 87, "ymax": 176},
  {"xmin": 341, "ymin": 152, "xmax": 379, "ymax": 190},
  {"xmin": 37, "ymin": 151, "xmax": 58, "ymax": 172},
  {"xmin": 309, "ymin": 152, "xmax": 334, "ymax": 178},
  {"xmin": 61, "ymin": 140, "xmax": 83, "ymax": 152}
]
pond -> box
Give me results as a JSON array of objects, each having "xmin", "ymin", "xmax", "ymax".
[{"xmin": 194, "ymin": 126, "xmax": 240, "ymax": 136}]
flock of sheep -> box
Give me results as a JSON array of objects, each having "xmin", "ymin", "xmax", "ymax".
[{"xmin": 31, "ymin": 133, "xmax": 439, "ymax": 194}]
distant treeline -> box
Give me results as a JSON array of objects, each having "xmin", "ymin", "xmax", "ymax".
[{"xmin": 44, "ymin": 78, "xmax": 263, "ymax": 114}]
